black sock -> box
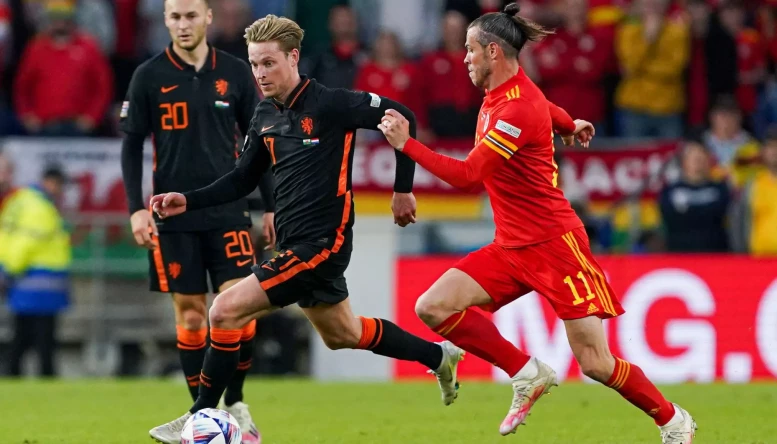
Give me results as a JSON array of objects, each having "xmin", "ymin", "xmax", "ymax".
[
  {"xmin": 176, "ymin": 326, "xmax": 208, "ymax": 401},
  {"xmin": 224, "ymin": 338, "xmax": 254, "ymax": 406},
  {"xmin": 190, "ymin": 330, "xmax": 241, "ymax": 413},
  {"xmin": 358, "ymin": 317, "xmax": 443, "ymax": 371}
]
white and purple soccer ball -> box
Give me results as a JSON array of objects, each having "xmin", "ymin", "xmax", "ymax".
[{"xmin": 180, "ymin": 408, "xmax": 242, "ymax": 444}]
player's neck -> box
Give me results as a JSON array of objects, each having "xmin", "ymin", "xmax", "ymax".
[
  {"xmin": 485, "ymin": 59, "xmax": 521, "ymax": 92},
  {"xmin": 173, "ymin": 40, "xmax": 210, "ymax": 71},
  {"xmin": 278, "ymin": 72, "xmax": 303, "ymax": 104}
]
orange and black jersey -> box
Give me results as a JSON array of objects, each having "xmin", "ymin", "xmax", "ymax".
[
  {"xmin": 183, "ymin": 76, "xmax": 417, "ymax": 250},
  {"xmin": 120, "ymin": 44, "xmax": 267, "ymax": 232}
]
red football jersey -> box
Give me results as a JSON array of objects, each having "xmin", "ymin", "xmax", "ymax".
[{"xmin": 474, "ymin": 69, "xmax": 583, "ymax": 247}]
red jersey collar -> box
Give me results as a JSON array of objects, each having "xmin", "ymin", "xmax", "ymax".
[{"xmin": 485, "ymin": 68, "xmax": 525, "ymax": 102}]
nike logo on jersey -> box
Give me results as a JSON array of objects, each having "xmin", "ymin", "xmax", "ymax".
[
  {"xmin": 161, "ymin": 85, "xmax": 179, "ymax": 93},
  {"xmin": 261, "ymin": 124, "xmax": 276, "ymax": 132},
  {"xmin": 237, "ymin": 259, "xmax": 252, "ymax": 267}
]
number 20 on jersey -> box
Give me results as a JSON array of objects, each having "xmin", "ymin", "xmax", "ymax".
[{"xmin": 160, "ymin": 102, "xmax": 189, "ymax": 130}]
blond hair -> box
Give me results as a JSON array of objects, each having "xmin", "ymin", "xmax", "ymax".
[{"xmin": 244, "ymin": 15, "xmax": 304, "ymax": 53}]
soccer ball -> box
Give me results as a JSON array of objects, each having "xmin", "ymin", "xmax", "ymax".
[{"xmin": 180, "ymin": 408, "xmax": 242, "ymax": 444}]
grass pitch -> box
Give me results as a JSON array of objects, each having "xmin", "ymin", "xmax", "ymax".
[{"xmin": 1, "ymin": 379, "xmax": 775, "ymax": 443}]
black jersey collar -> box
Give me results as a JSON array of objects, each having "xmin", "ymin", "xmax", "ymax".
[
  {"xmin": 165, "ymin": 43, "xmax": 217, "ymax": 73},
  {"xmin": 274, "ymin": 75, "xmax": 312, "ymax": 109}
]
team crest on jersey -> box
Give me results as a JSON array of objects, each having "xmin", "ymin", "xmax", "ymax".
[
  {"xmin": 168, "ymin": 262, "xmax": 182, "ymax": 279},
  {"xmin": 215, "ymin": 79, "xmax": 228, "ymax": 96},
  {"xmin": 301, "ymin": 116, "xmax": 314, "ymax": 135}
]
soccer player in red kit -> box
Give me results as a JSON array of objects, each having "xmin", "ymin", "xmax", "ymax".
[{"xmin": 378, "ymin": 4, "xmax": 697, "ymax": 443}]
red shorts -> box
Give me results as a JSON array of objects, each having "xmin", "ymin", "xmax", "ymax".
[{"xmin": 454, "ymin": 227, "xmax": 625, "ymax": 320}]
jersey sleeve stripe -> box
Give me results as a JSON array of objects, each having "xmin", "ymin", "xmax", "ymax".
[
  {"xmin": 487, "ymin": 130, "xmax": 519, "ymax": 152},
  {"xmin": 483, "ymin": 138, "xmax": 512, "ymax": 159},
  {"xmin": 485, "ymin": 133, "xmax": 515, "ymax": 155}
]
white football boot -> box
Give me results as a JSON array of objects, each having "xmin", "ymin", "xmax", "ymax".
[
  {"xmin": 222, "ymin": 401, "xmax": 262, "ymax": 444},
  {"xmin": 499, "ymin": 357, "xmax": 558, "ymax": 436},
  {"xmin": 427, "ymin": 341, "xmax": 466, "ymax": 405},
  {"xmin": 149, "ymin": 411, "xmax": 191, "ymax": 443},
  {"xmin": 659, "ymin": 403, "xmax": 697, "ymax": 444}
]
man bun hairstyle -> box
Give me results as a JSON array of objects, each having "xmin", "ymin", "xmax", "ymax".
[
  {"xmin": 244, "ymin": 14, "xmax": 305, "ymax": 53},
  {"xmin": 468, "ymin": 2, "xmax": 554, "ymax": 58}
]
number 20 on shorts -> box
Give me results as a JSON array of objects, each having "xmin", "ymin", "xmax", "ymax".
[{"xmin": 564, "ymin": 271, "xmax": 595, "ymax": 305}]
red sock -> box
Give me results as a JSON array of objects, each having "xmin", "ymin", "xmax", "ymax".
[
  {"xmin": 433, "ymin": 309, "xmax": 530, "ymax": 377},
  {"xmin": 606, "ymin": 357, "xmax": 676, "ymax": 426}
]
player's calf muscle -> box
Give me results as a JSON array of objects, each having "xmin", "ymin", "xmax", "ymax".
[{"xmin": 318, "ymin": 317, "xmax": 362, "ymax": 350}]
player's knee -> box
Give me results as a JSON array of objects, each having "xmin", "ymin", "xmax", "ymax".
[
  {"xmin": 180, "ymin": 308, "xmax": 207, "ymax": 330},
  {"xmin": 576, "ymin": 346, "xmax": 613, "ymax": 383},
  {"xmin": 415, "ymin": 292, "xmax": 448, "ymax": 326},
  {"xmin": 209, "ymin": 294, "xmax": 241, "ymax": 329}
]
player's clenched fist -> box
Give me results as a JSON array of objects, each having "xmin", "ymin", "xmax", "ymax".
[
  {"xmin": 150, "ymin": 192, "xmax": 187, "ymax": 219},
  {"xmin": 378, "ymin": 109, "xmax": 411, "ymax": 150}
]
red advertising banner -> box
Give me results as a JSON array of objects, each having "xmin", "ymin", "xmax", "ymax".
[
  {"xmin": 394, "ymin": 255, "xmax": 777, "ymax": 383},
  {"xmin": 353, "ymin": 139, "xmax": 680, "ymax": 201}
]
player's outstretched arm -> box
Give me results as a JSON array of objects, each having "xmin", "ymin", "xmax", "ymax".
[
  {"xmin": 153, "ymin": 133, "xmax": 272, "ymax": 218},
  {"xmin": 379, "ymin": 109, "xmax": 507, "ymax": 190}
]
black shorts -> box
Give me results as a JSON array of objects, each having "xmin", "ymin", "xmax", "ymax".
[
  {"xmin": 149, "ymin": 226, "xmax": 255, "ymax": 294},
  {"xmin": 252, "ymin": 234, "xmax": 352, "ymax": 308}
]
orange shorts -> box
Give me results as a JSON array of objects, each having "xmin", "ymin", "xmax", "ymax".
[{"xmin": 453, "ymin": 227, "xmax": 625, "ymax": 320}]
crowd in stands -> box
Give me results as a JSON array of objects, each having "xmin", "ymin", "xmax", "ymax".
[{"xmin": 0, "ymin": 0, "xmax": 775, "ymax": 255}]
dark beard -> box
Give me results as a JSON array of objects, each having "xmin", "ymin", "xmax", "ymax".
[{"xmin": 474, "ymin": 65, "xmax": 491, "ymax": 89}]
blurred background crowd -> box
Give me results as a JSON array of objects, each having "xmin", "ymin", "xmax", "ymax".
[{"xmin": 1, "ymin": 0, "xmax": 776, "ymax": 378}]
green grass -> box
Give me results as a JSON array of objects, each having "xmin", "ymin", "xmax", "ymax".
[{"xmin": 0, "ymin": 379, "xmax": 775, "ymax": 443}]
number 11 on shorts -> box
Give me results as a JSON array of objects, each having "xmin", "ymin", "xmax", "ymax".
[{"xmin": 564, "ymin": 271, "xmax": 595, "ymax": 305}]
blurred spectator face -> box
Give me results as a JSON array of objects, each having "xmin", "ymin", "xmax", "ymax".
[
  {"xmin": 373, "ymin": 31, "xmax": 403, "ymax": 65},
  {"xmin": 329, "ymin": 6, "xmax": 357, "ymax": 43},
  {"xmin": 563, "ymin": 0, "xmax": 589, "ymax": 26},
  {"xmin": 681, "ymin": 142, "xmax": 711, "ymax": 181},
  {"xmin": 214, "ymin": 0, "xmax": 248, "ymax": 39},
  {"xmin": 710, "ymin": 105, "xmax": 742, "ymax": 139},
  {"xmin": 44, "ymin": 1, "xmax": 77, "ymax": 39},
  {"xmin": 638, "ymin": 0, "xmax": 669, "ymax": 17},
  {"xmin": 464, "ymin": 27, "xmax": 493, "ymax": 88},
  {"xmin": 165, "ymin": 0, "xmax": 212, "ymax": 51},
  {"xmin": 0, "ymin": 155, "xmax": 12, "ymax": 193},
  {"xmin": 41, "ymin": 172, "xmax": 65, "ymax": 202},
  {"xmin": 687, "ymin": 0, "xmax": 710, "ymax": 35},
  {"xmin": 719, "ymin": 3, "xmax": 744, "ymax": 34},
  {"xmin": 762, "ymin": 139, "xmax": 777, "ymax": 170},
  {"xmin": 442, "ymin": 11, "xmax": 467, "ymax": 52}
]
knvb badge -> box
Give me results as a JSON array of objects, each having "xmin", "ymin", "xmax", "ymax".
[
  {"xmin": 303, "ymin": 138, "xmax": 320, "ymax": 146},
  {"xmin": 120, "ymin": 101, "xmax": 129, "ymax": 118},
  {"xmin": 215, "ymin": 101, "xmax": 230, "ymax": 109}
]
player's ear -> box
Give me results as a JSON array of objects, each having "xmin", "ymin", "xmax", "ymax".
[
  {"xmin": 206, "ymin": 7, "xmax": 213, "ymax": 25},
  {"xmin": 289, "ymin": 48, "xmax": 300, "ymax": 67}
]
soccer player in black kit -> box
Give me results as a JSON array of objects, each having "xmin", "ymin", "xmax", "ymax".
[
  {"xmin": 119, "ymin": 0, "xmax": 268, "ymax": 441},
  {"xmin": 148, "ymin": 14, "xmax": 466, "ymax": 443}
]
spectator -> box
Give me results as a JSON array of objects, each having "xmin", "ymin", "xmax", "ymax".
[
  {"xmin": 0, "ymin": 164, "xmax": 71, "ymax": 377},
  {"xmin": 533, "ymin": 0, "xmax": 613, "ymax": 132},
  {"xmin": 210, "ymin": 0, "xmax": 252, "ymax": 61},
  {"xmin": 703, "ymin": 96, "xmax": 760, "ymax": 187},
  {"xmin": 13, "ymin": 0, "xmax": 113, "ymax": 136},
  {"xmin": 0, "ymin": 151, "xmax": 13, "ymax": 206},
  {"xmin": 112, "ymin": 0, "xmax": 141, "ymax": 103},
  {"xmin": 417, "ymin": 10, "xmax": 481, "ymax": 139},
  {"xmin": 300, "ymin": 4, "xmax": 366, "ymax": 90},
  {"xmin": 718, "ymin": 0, "xmax": 766, "ymax": 121},
  {"xmin": 739, "ymin": 128, "xmax": 777, "ymax": 256},
  {"xmin": 659, "ymin": 140, "xmax": 731, "ymax": 252},
  {"xmin": 0, "ymin": 0, "xmax": 11, "ymax": 133},
  {"xmin": 354, "ymin": 30, "xmax": 422, "ymax": 136},
  {"xmin": 614, "ymin": 0, "xmax": 690, "ymax": 138},
  {"xmin": 351, "ymin": 0, "xmax": 443, "ymax": 58},
  {"xmin": 75, "ymin": 0, "xmax": 115, "ymax": 55},
  {"xmin": 685, "ymin": 0, "xmax": 712, "ymax": 131},
  {"xmin": 139, "ymin": 0, "xmax": 167, "ymax": 56}
]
